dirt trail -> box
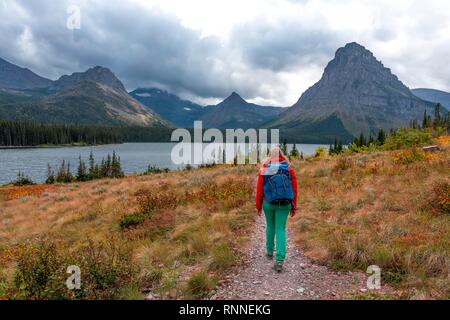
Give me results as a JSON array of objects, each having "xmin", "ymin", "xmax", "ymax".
[{"xmin": 212, "ymin": 215, "xmax": 385, "ymax": 300}]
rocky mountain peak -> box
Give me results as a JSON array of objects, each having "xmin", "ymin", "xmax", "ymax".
[
  {"xmin": 51, "ymin": 66, "xmax": 126, "ymax": 92},
  {"xmin": 325, "ymin": 42, "xmax": 380, "ymax": 74},
  {"xmin": 268, "ymin": 42, "xmax": 434, "ymax": 140},
  {"xmin": 221, "ymin": 92, "xmax": 246, "ymax": 106}
]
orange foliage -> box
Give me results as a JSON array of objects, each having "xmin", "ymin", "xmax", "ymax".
[
  {"xmin": 1, "ymin": 185, "xmax": 59, "ymax": 200},
  {"xmin": 435, "ymin": 135, "xmax": 450, "ymax": 147},
  {"xmin": 399, "ymin": 232, "xmax": 430, "ymax": 245}
]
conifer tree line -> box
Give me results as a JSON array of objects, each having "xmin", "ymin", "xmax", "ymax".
[
  {"xmin": 0, "ymin": 119, "xmax": 123, "ymax": 146},
  {"xmin": 0, "ymin": 119, "xmax": 174, "ymax": 146},
  {"xmin": 329, "ymin": 103, "xmax": 449, "ymax": 155},
  {"xmin": 418, "ymin": 103, "xmax": 450, "ymax": 130},
  {"xmin": 46, "ymin": 150, "xmax": 124, "ymax": 184}
]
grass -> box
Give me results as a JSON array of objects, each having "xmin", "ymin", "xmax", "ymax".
[
  {"xmin": 0, "ymin": 164, "xmax": 255, "ymax": 299},
  {"xmin": 292, "ymin": 142, "xmax": 450, "ymax": 299},
  {"xmin": 0, "ymin": 136, "xmax": 448, "ymax": 300},
  {"xmin": 185, "ymin": 270, "xmax": 217, "ymax": 299}
]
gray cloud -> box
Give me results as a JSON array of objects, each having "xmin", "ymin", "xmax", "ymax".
[
  {"xmin": 0, "ymin": 1, "xmax": 236, "ymax": 99},
  {"xmin": 0, "ymin": 0, "xmax": 449, "ymax": 106},
  {"xmin": 230, "ymin": 19, "xmax": 342, "ymax": 71}
]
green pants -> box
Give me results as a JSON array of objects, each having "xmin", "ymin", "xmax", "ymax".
[{"xmin": 263, "ymin": 201, "xmax": 291, "ymax": 262}]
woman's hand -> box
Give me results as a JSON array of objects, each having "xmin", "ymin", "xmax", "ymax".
[
  {"xmin": 256, "ymin": 209, "xmax": 262, "ymax": 216},
  {"xmin": 290, "ymin": 208, "xmax": 297, "ymax": 217}
]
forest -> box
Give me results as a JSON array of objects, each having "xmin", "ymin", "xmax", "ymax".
[{"xmin": 0, "ymin": 119, "xmax": 173, "ymax": 146}]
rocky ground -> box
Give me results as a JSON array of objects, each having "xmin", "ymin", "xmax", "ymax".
[{"xmin": 211, "ymin": 215, "xmax": 392, "ymax": 300}]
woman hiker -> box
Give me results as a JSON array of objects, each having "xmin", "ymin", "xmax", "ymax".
[{"xmin": 256, "ymin": 148, "xmax": 298, "ymax": 272}]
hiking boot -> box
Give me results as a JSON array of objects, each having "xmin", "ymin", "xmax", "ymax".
[
  {"xmin": 266, "ymin": 253, "xmax": 274, "ymax": 260},
  {"xmin": 274, "ymin": 261, "xmax": 283, "ymax": 273}
]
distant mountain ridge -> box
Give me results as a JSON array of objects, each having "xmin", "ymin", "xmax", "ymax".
[
  {"xmin": 200, "ymin": 92, "xmax": 284, "ymax": 129},
  {"xmin": 133, "ymin": 89, "xmax": 284, "ymax": 129},
  {"xmin": 130, "ymin": 88, "xmax": 204, "ymax": 128},
  {"xmin": 412, "ymin": 88, "xmax": 450, "ymax": 110},
  {"xmin": 268, "ymin": 42, "xmax": 435, "ymax": 142},
  {"xmin": 0, "ymin": 57, "xmax": 52, "ymax": 89}
]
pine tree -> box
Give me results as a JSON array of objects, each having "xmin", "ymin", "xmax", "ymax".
[
  {"xmin": 88, "ymin": 150, "xmax": 96, "ymax": 180},
  {"xmin": 111, "ymin": 151, "xmax": 124, "ymax": 178},
  {"xmin": 76, "ymin": 156, "xmax": 88, "ymax": 181},
  {"xmin": 358, "ymin": 133, "xmax": 366, "ymax": 147},
  {"xmin": 280, "ymin": 139, "xmax": 288, "ymax": 156},
  {"xmin": 377, "ymin": 128, "xmax": 386, "ymax": 145},
  {"xmin": 434, "ymin": 103, "xmax": 442, "ymax": 127},
  {"xmin": 290, "ymin": 144, "xmax": 299, "ymax": 158},
  {"xmin": 46, "ymin": 164, "xmax": 55, "ymax": 184},
  {"xmin": 337, "ymin": 140, "xmax": 343, "ymax": 153}
]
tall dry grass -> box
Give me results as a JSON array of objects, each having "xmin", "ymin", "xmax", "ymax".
[
  {"xmin": 292, "ymin": 148, "xmax": 449, "ymax": 299},
  {"xmin": 0, "ymin": 164, "xmax": 256, "ymax": 299}
]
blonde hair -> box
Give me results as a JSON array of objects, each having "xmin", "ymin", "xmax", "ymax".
[
  {"xmin": 270, "ymin": 147, "xmax": 285, "ymax": 158},
  {"xmin": 262, "ymin": 147, "xmax": 289, "ymax": 165}
]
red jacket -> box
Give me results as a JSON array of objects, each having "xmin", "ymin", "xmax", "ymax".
[{"xmin": 256, "ymin": 156, "xmax": 298, "ymax": 211}]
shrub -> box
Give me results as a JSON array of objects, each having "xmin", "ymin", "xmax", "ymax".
[
  {"xmin": 333, "ymin": 156, "xmax": 352, "ymax": 171},
  {"xmin": 314, "ymin": 147, "xmax": 327, "ymax": 158},
  {"xmin": 428, "ymin": 181, "xmax": 450, "ymax": 215},
  {"xmin": 393, "ymin": 148, "xmax": 424, "ymax": 164},
  {"xmin": 12, "ymin": 238, "xmax": 136, "ymax": 300},
  {"xmin": 119, "ymin": 214, "xmax": 144, "ymax": 230},
  {"xmin": 136, "ymin": 191, "xmax": 179, "ymax": 216},
  {"xmin": 384, "ymin": 128, "xmax": 432, "ymax": 150},
  {"xmin": 78, "ymin": 239, "xmax": 136, "ymax": 299},
  {"xmin": 13, "ymin": 172, "xmax": 35, "ymax": 186},
  {"xmin": 144, "ymin": 165, "xmax": 170, "ymax": 175},
  {"xmin": 13, "ymin": 242, "xmax": 63, "ymax": 299}
]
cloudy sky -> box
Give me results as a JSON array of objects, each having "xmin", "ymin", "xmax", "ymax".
[{"xmin": 1, "ymin": 0, "xmax": 449, "ymax": 106}]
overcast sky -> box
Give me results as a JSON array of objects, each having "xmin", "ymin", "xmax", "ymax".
[{"xmin": 1, "ymin": 0, "xmax": 449, "ymax": 106}]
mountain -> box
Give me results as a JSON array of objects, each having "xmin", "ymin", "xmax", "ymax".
[
  {"xmin": 0, "ymin": 57, "xmax": 52, "ymax": 89},
  {"xmin": 268, "ymin": 42, "xmax": 435, "ymax": 142},
  {"xmin": 200, "ymin": 92, "xmax": 284, "ymax": 129},
  {"xmin": 50, "ymin": 66, "xmax": 126, "ymax": 92},
  {"xmin": 0, "ymin": 62, "xmax": 168, "ymax": 127},
  {"xmin": 411, "ymin": 88, "xmax": 450, "ymax": 110},
  {"xmin": 130, "ymin": 88, "xmax": 204, "ymax": 128}
]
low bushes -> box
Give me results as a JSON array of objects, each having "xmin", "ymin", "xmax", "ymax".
[
  {"xmin": 384, "ymin": 128, "xmax": 433, "ymax": 150},
  {"xmin": 10, "ymin": 239, "xmax": 137, "ymax": 300},
  {"xmin": 12, "ymin": 172, "xmax": 35, "ymax": 186},
  {"xmin": 427, "ymin": 181, "xmax": 450, "ymax": 215}
]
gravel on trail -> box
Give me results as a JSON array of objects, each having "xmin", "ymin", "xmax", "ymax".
[{"xmin": 211, "ymin": 215, "xmax": 391, "ymax": 300}]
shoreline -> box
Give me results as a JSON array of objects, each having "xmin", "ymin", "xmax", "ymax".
[{"xmin": 0, "ymin": 143, "xmax": 123, "ymax": 150}]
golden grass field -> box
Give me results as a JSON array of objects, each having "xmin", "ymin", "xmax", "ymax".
[{"xmin": 0, "ymin": 138, "xmax": 448, "ymax": 299}]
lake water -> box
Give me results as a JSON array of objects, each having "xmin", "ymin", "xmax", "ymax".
[{"xmin": 0, "ymin": 143, "xmax": 328, "ymax": 184}]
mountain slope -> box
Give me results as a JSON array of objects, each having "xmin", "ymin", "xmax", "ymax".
[
  {"xmin": 268, "ymin": 42, "xmax": 435, "ymax": 142},
  {"xmin": 130, "ymin": 88, "xmax": 204, "ymax": 128},
  {"xmin": 0, "ymin": 63, "xmax": 169, "ymax": 127},
  {"xmin": 200, "ymin": 92, "xmax": 284, "ymax": 129},
  {"xmin": 0, "ymin": 57, "xmax": 52, "ymax": 89},
  {"xmin": 412, "ymin": 88, "xmax": 450, "ymax": 110},
  {"xmin": 0, "ymin": 81, "xmax": 167, "ymax": 126}
]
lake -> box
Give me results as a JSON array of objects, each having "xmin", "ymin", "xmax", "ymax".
[{"xmin": 0, "ymin": 143, "xmax": 328, "ymax": 184}]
